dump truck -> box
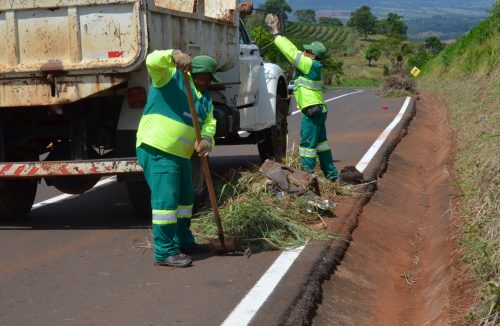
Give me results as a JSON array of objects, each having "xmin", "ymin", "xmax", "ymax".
[{"xmin": 0, "ymin": 0, "xmax": 289, "ymax": 219}]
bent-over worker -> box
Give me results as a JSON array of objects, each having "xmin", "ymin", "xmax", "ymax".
[{"xmin": 136, "ymin": 49, "xmax": 218, "ymax": 267}]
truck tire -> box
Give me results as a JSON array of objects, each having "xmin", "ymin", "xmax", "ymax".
[
  {"xmin": 0, "ymin": 179, "xmax": 37, "ymax": 220},
  {"xmin": 50, "ymin": 176, "xmax": 101, "ymax": 195},
  {"xmin": 126, "ymin": 180, "xmax": 151, "ymax": 220},
  {"xmin": 258, "ymin": 95, "xmax": 288, "ymax": 162},
  {"xmin": 126, "ymin": 155, "xmax": 208, "ymax": 220}
]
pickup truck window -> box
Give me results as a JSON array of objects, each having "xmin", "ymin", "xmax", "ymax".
[{"xmin": 239, "ymin": 20, "xmax": 251, "ymax": 45}]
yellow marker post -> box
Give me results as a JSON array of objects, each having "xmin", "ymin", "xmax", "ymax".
[{"xmin": 410, "ymin": 66, "xmax": 421, "ymax": 77}]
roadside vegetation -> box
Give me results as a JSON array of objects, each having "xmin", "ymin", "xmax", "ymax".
[{"xmin": 419, "ymin": 3, "xmax": 499, "ymax": 323}]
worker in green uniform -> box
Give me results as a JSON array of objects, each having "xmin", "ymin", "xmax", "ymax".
[
  {"xmin": 265, "ymin": 14, "xmax": 339, "ymax": 181},
  {"xmin": 136, "ymin": 49, "xmax": 218, "ymax": 267}
]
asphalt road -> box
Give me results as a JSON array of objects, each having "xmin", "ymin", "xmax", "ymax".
[{"xmin": 0, "ymin": 89, "xmax": 412, "ymax": 325}]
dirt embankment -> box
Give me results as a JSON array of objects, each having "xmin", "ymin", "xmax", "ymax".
[{"xmin": 312, "ymin": 93, "xmax": 474, "ymax": 325}]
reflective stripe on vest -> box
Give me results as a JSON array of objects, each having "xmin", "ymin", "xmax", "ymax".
[
  {"xmin": 293, "ymin": 52, "xmax": 303, "ymax": 67},
  {"xmin": 295, "ymin": 77, "xmax": 322, "ymax": 90}
]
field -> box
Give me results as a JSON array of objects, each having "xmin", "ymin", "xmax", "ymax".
[{"xmin": 284, "ymin": 22, "xmax": 392, "ymax": 86}]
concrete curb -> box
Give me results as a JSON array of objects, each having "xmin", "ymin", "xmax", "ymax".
[{"xmin": 251, "ymin": 98, "xmax": 417, "ymax": 326}]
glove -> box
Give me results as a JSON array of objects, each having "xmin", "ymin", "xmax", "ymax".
[
  {"xmin": 265, "ymin": 14, "xmax": 280, "ymax": 35},
  {"xmin": 172, "ymin": 50, "xmax": 191, "ymax": 73},
  {"xmin": 195, "ymin": 136, "xmax": 212, "ymax": 157}
]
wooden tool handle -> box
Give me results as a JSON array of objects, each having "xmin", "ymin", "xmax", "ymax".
[{"xmin": 182, "ymin": 73, "xmax": 225, "ymax": 244}]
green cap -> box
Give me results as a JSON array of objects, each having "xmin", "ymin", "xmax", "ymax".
[
  {"xmin": 191, "ymin": 55, "xmax": 220, "ymax": 82},
  {"xmin": 303, "ymin": 41, "xmax": 326, "ymax": 59}
]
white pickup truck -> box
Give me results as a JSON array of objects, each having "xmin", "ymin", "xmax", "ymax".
[{"xmin": 0, "ymin": 0, "xmax": 289, "ymax": 219}]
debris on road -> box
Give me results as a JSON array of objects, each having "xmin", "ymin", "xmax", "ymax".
[
  {"xmin": 191, "ymin": 160, "xmax": 348, "ymax": 252},
  {"xmin": 379, "ymin": 73, "xmax": 419, "ymax": 97}
]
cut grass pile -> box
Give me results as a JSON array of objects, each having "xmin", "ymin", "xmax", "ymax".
[{"xmin": 192, "ymin": 155, "xmax": 353, "ymax": 252}]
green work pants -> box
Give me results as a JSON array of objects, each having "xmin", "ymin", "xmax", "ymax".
[
  {"xmin": 299, "ymin": 111, "xmax": 338, "ymax": 180},
  {"xmin": 136, "ymin": 144, "xmax": 196, "ymax": 261}
]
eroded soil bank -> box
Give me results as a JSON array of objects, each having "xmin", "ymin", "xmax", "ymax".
[{"xmin": 312, "ymin": 93, "xmax": 472, "ymax": 325}]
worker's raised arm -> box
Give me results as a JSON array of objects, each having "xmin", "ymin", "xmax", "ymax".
[{"xmin": 274, "ymin": 36, "xmax": 313, "ymax": 75}]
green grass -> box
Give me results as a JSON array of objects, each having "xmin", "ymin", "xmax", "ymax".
[{"xmin": 419, "ymin": 4, "xmax": 500, "ymax": 323}]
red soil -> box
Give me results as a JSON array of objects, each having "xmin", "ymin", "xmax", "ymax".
[{"xmin": 312, "ymin": 93, "xmax": 474, "ymax": 325}]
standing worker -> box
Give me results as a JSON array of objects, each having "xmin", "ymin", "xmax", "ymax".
[
  {"xmin": 136, "ymin": 49, "xmax": 218, "ymax": 267},
  {"xmin": 265, "ymin": 14, "xmax": 339, "ymax": 181}
]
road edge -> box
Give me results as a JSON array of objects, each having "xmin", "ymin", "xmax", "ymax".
[{"xmin": 250, "ymin": 98, "xmax": 417, "ymax": 326}]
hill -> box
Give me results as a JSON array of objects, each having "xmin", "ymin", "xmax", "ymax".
[
  {"xmin": 253, "ymin": 0, "xmax": 496, "ymax": 39},
  {"xmin": 418, "ymin": 4, "xmax": 499, "ymax": 323}
]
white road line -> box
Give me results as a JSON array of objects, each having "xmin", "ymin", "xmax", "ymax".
[
  {"xmin": 291, "ymin": 90, "xmax": 364, "ymax": 115},
  {"xmin": 31, "ymin": 176, "xmax": 117, "ymax": 210},
  {"xmin": 220, "ymin": 246, "xmax": 305, "ymax": 326},
  {"xmin": 222, "ymin": 95, "xmax": 412, "ymax": 326},
  {"xmin": 355, "ymin": 96, "xmax": 412, "ymax": 173}
]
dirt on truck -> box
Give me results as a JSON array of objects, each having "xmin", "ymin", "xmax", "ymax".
[{"xmin": 0, "ymin": 0, "xmax": 290, "ymax": 220}]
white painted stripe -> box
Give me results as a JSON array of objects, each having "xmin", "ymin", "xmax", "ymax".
[
  {"xmin": 221, "ymin": 245, "xmax": 305, "ymax": 326},
  {"xmin": 355, "ymin": 96, "xmax": 412, "ymax": 172},
  {"xmin": 324, "ymin": 90, "xmax": 364, "ymax": 103},
  {"xmin": 291, "ymin": 90, "xmax": 364, "ymax": 115},
  {"xmin": 222, "ymin": 95, "xmax": 412, "ymax": 326},
  {"xmin": 31, "ymin": 177, "xmax": 117, "ymax": 210}
]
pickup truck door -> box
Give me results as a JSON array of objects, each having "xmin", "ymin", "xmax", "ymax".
[{"xmin": 237, "ymin": 23, "xmax": 262, "ymax": 108}]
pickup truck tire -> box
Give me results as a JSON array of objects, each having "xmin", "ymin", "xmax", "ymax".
[
  {"xmin": 0, "ymin": 179, "xmax": 37, "ymax": 220},
  {"xmin": 258, "ymin": 95, "xmax": 288, "ymax": 162},
  {"xmin": 127, "ymin": 156, "xmax": 208, "ymax": 220}
]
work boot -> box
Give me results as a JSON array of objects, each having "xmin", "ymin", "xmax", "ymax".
[
  {"xmin": 154, "ymin": 254, "xmax": 192, "ymax": 267},
  {"xmin": 181, "ymin": 243, "xmax": 213, "ymax": 255}
]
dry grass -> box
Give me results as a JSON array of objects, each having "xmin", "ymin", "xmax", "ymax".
[
  {"xmin": 419, "ymin": 55, "xmax": 499, "ymax": 324},
  {"xmin": 191, "ymin": 150, "xmax": 353, "ymax": 252}
]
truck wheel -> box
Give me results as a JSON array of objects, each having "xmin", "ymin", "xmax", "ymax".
[
  {"xmin": 126, "ymin": 180, "xmax": 151, "ymax": 220},
  {"xmin": 126, "ymin": 156, "xmax": 208, "ymax": 220},
  {"xmin": 0, "ymin": 179, "xmax": 37, "ymax": 220},
  {"xmin": 258, "ymin": 96, "xmax": 288, "ymax": 162},
  {"xmin": 49, "ymin": 176, "xmax": 101, "ymax": 195}
]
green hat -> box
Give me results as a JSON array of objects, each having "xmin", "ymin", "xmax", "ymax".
[
  {"xmin": 303, "ymin": 41, "xmax": 326, "ymax": 59},
  {"xmin": 191, "ymin": 55, "xmax": 220, "ymax": 82}
]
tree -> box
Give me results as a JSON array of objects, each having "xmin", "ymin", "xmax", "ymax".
[
  {"xmin": 249, "ymin": 26, "xmax": 283, "ymax": 65},
  {"xmin": 424, "ymin": 36, "xmax": 445, "ymax": 55},
  {"xmin": 319, "ymin": 17, "xmax": 343, "ymax": 26},
  {"xmin": 258, "ymin": 0, "xmax": 292, "ymax": 19},
  {"xmin": 407, "ymin": 48, "xmax": 430, "ymax": 69},
  {"xmin": 365, "ymin": 46, "xmax": 381, "ymax": 66},
  {"xmin": 347, "ymin": 6, "xmax": 377, "ymax": 40},
  {"xmin": 244, "ymin": 0, "xmax": 293, "ymax": 32},
  {"xmin": 322, "ymin": 56, "xmax": 344, "ymax": 85},
  {"xmin": 295, "ymin": 9, "xmax": 316, "ymax": 23},
  {"xmin": 377, "ymin": 38, "xmax": 413, "ymax": 73},
  {"xmin": 386, "ymin": 13, "xmax": 408, "ymax": 38}
]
